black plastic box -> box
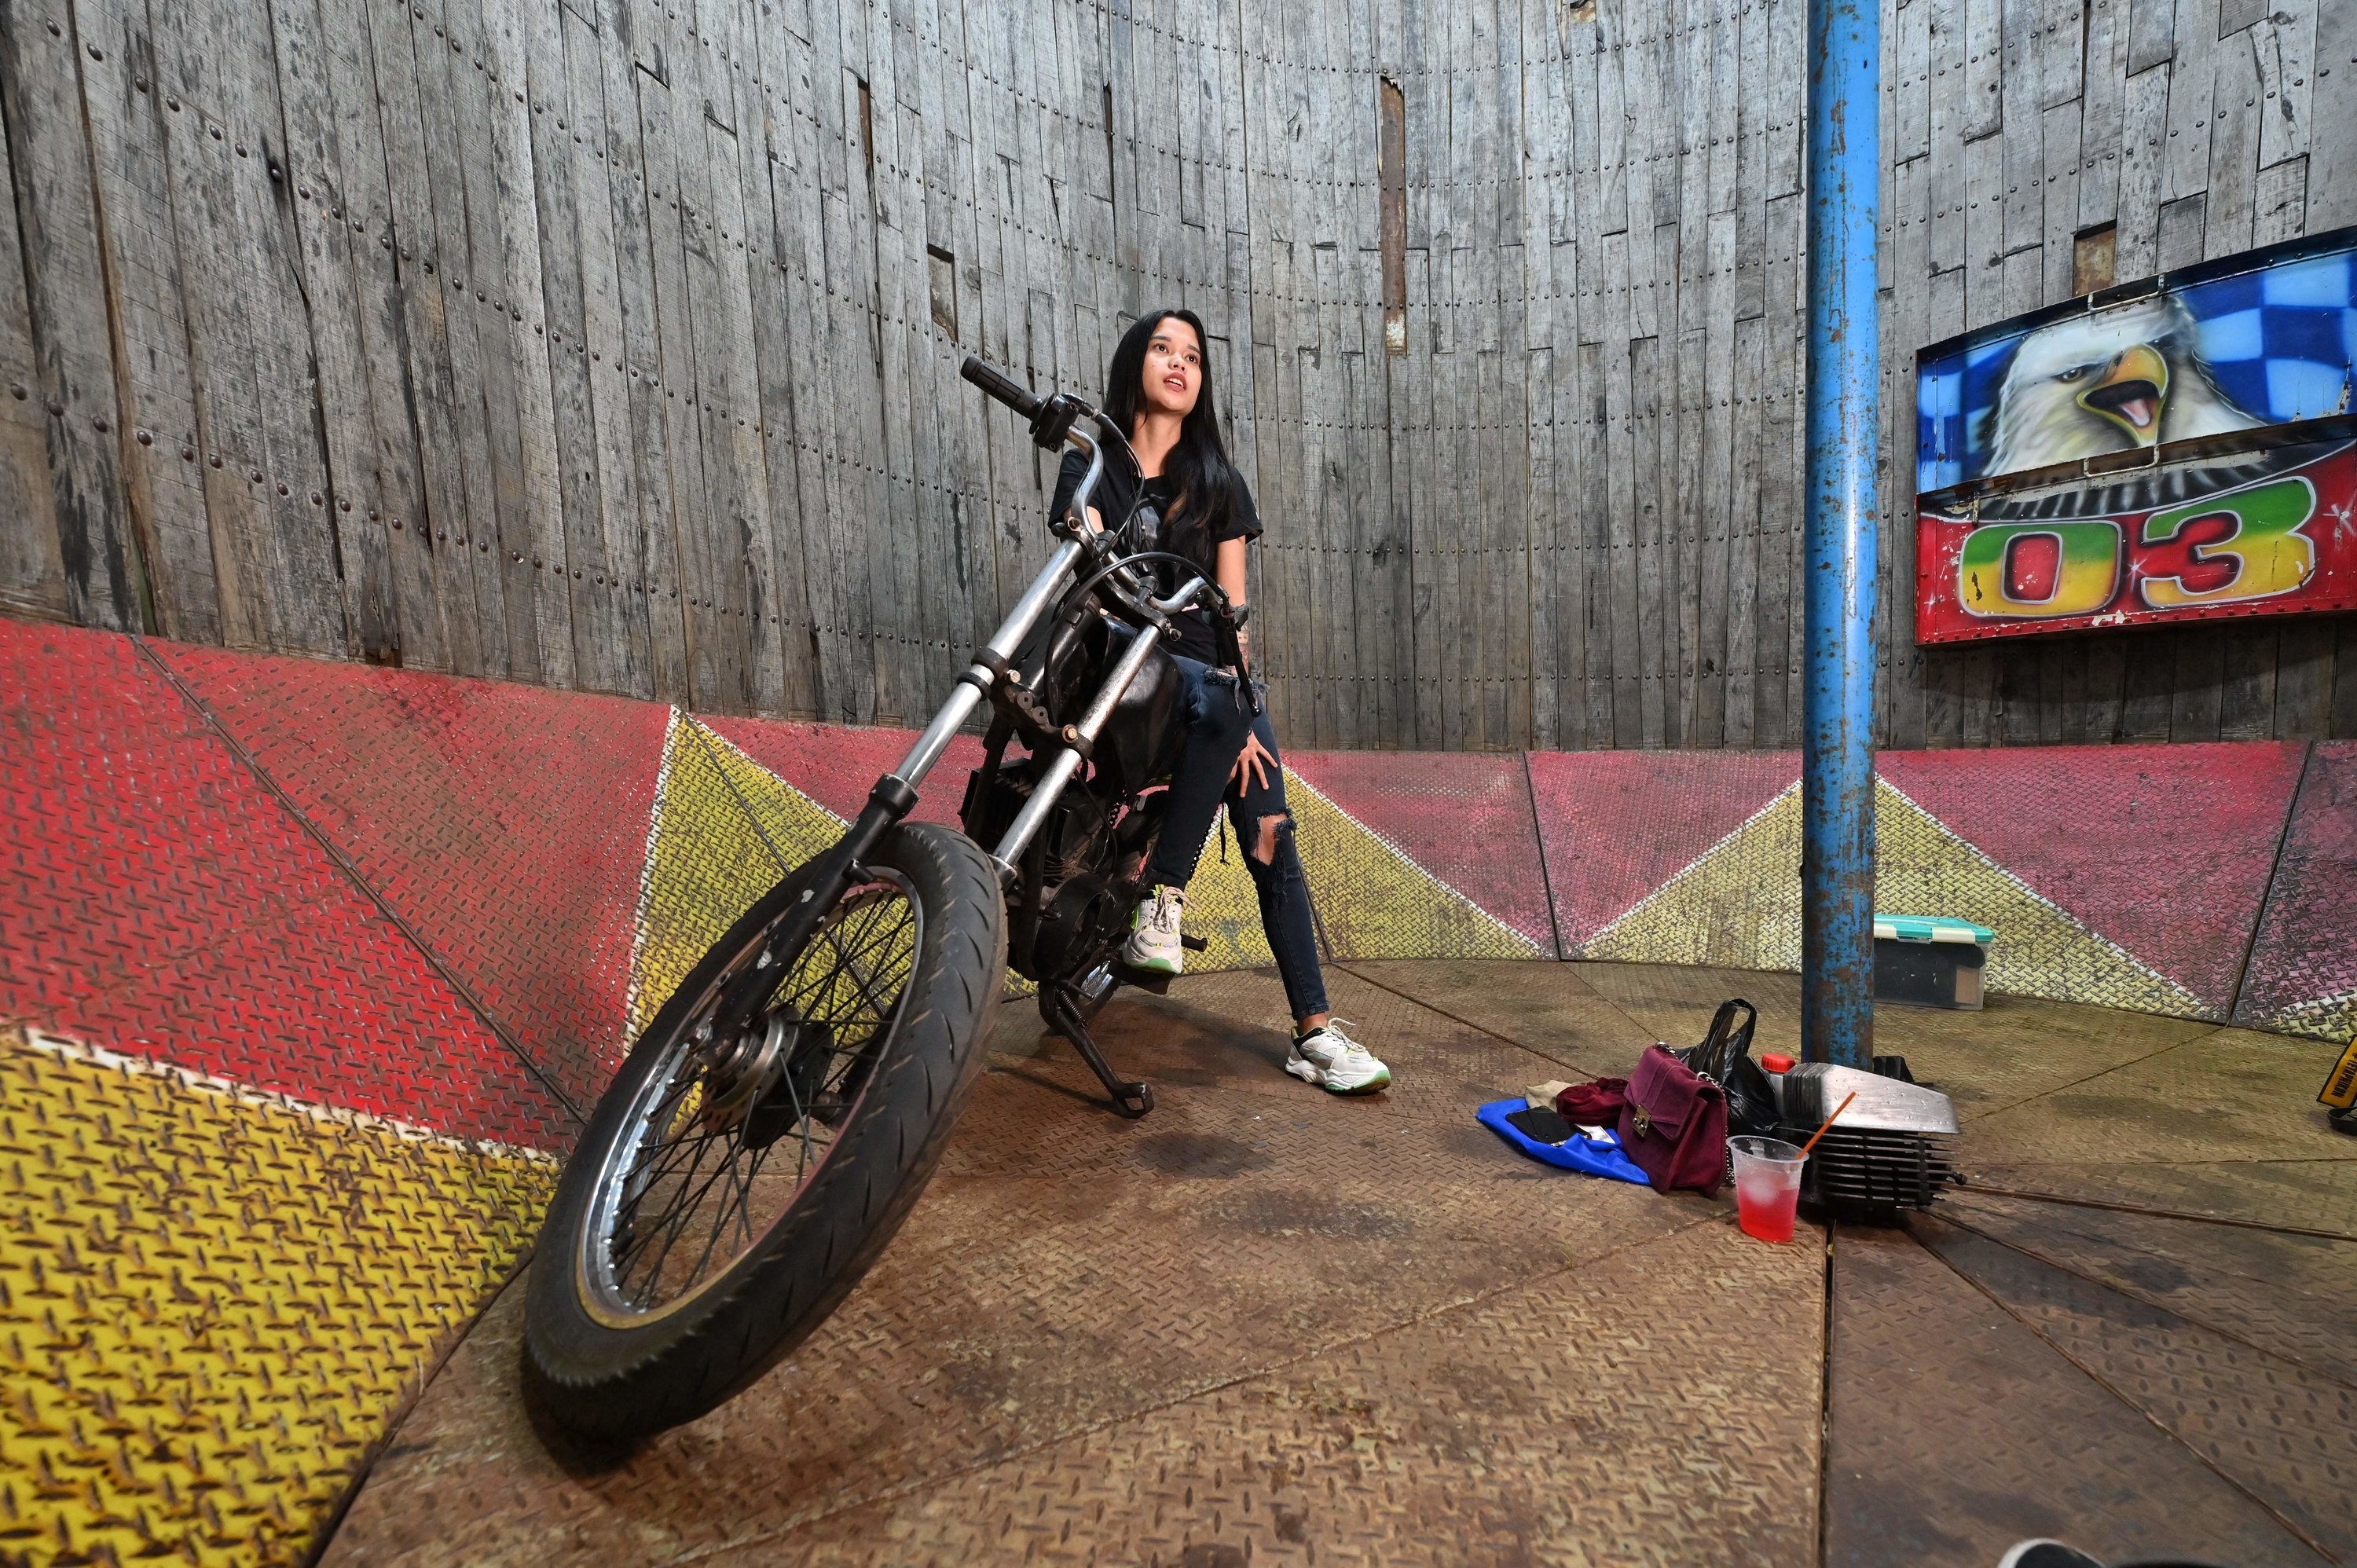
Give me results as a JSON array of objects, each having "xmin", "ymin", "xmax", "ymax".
[{"xmin": 1871, "ymin": 914, "xmax": 1992, "ymax": 1010}]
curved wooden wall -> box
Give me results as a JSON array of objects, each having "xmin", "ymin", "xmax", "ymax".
[{"xmin": 2, "ymin": 0, "xmax": 2352, "ymax": 749}]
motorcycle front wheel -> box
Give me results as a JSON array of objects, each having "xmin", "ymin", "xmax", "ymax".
[{"xmin": 522, "ymin": 819, "xmax": 1005, "ymax": 1442}]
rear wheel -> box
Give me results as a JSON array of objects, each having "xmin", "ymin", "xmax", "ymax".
[{"xmin": 523, "ymin": 820, "xmax": 1004, "ymax": 1442}]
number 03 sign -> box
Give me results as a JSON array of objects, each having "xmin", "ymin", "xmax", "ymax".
[
  {"xmin": 1912, "ymin": 231, "xmax": 2357, "ymax": 646},
  {"xmin": 1914, "ymin": 441, "xmax": 2357, "ymax": 644}
]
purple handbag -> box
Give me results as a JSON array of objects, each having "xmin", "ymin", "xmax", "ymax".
[{"xmin": 1615, "ymin": 1044, "xmax": 1729, "ymax": 1197}]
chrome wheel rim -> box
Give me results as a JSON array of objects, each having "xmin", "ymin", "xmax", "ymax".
[{"xmin": 577, "ymin": 870, "xmax": 922, "ymax": 1327}]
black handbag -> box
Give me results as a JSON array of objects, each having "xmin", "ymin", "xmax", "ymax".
[{"xmin": 1673, "ymin": 999, "xmax": 1780, "ymax": 1140}]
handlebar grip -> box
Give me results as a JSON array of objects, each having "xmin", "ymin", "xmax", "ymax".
[{"xmin": 961, "ymin": 356, "xmax": 1043, "ymax": 419}]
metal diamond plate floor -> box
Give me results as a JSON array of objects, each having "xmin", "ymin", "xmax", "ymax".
[{"xmin": 318, "ymin": 963, "xmax": 2355, "ymax": 1568}]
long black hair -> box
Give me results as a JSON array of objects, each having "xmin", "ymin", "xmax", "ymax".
[{"xmin": 1102, "ymin": 308, "xmax": 1244, "ymax": 572}]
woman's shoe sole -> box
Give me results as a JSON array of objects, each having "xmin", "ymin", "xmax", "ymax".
[{"xmin": 1285, "ymin": 1057, "xmax": 1391, "ymax": 1095}]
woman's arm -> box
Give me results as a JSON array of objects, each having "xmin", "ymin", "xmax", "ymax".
[
  {"xmin": 1215, "ymin": 536, "xmax": 1250, "ymax": 668},
  {"xmin": 1216, "ymin": 534, "xmax": 1273, "ymax": 788}
]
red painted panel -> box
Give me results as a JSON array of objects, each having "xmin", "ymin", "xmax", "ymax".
[
  {"xmin": 156, "ymin": 643, "xmax": 669, "ymax": 1108},
  {"xmin": 1286, "ymin": 750, "xmax": 1558, "ymax": 953},
  {"xmin": 1879, "ymin": 742, "xmax": 2302, "ymax": 1009},
  {"xmin": 1915, "ymin": 441, "xmax": 2357, "ymax": 644},
  {"xmin": 703, "ymin": 715, "xmax": 985, "ymax": 827},
  {"xmin": 0, "ymin": 621, "xmax": 570, "ymax": 1146},
  {"xmin": 2235, "ymin": 741, "xmax": 2357, "ymax": 1030},
  {"xmin": 1527, "ymin": 750, "xmax": 1801, "ymax": 951}
]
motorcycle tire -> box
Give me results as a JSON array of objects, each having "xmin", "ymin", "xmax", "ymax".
[{"xmin": 522, "ymin": 819, "xmax": 1005, "ymax": 1442}]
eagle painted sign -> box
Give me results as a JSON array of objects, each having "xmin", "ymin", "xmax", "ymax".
[{"xmin": 1913, "ymin": 229, "xmax": 2357, "ymax": 645}]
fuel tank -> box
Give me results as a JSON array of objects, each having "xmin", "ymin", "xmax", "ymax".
[{"xmin": 1057, "ymin": 616, "xmax": 1186, "ymax": 799}]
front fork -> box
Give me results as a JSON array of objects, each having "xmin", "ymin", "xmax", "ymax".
[
  {"xmin": 902, "ymin": 540, "xmax": 1204, "ymax": 889},
  {"xmin": 716, "ymin": 535, "xmax": 1171, "ymax": 1025}
]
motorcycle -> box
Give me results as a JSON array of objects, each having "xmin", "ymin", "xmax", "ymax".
[{"xmin": 522, "ymin": 357, "xmax": 1255, "ymax": 1441}]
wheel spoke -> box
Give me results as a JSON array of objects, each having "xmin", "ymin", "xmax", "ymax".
[
  {"xmin": 783, "ymin": 894, "xmax": 909, "ymax": 1029},
  {"xmin": 677, "ymin": 1110, "xmax": 761, "ymax": 1294},
  {"xmin": 626, "ymin": 1123, "xmax": 753, "ymax": 1302},
  {"xmin": 624, "ymin": 1108, "xmax": 731, "ymax": 1186},
  {"xmin": 779, "ymin": 921, "xmax": 872, "ymax": 1024},
  {"xmin": 620, "ymin": 1084, "xmax": 762, "ymax": 1289},
  {"xmin": 820, "ymin": 900, "xmax": 910, "ymax": 985},
  {"xmin": 618, "ymin": 1127, "xmax": 728, "ymax": 1299},
  {"xmin": 826, "ymin": 901, "xmax": 912, "ymax": 1002},
  {"xmin": 793, "ymin": 1091, "xmax": 821, "ymax": 1184},
  {"xmin": 731, "ymin": 1141, "xmax": 779, "ymax": 1252},
  {"xmin": 581, "ymin": 867, "xmax": 922, "ymax": 1321}
]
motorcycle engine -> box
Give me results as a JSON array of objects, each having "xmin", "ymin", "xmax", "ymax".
[
  {"xmin": 959, "ymin": 753, "xmax": 1033, "ymax": 848},
  {"xmin": 1031, "ymin": 870, "xmax": 1127, "ymax": 983}
]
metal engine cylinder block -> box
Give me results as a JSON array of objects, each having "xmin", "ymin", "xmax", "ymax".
[{"xmin": 1779, "ymin": 1062, "xmax": 1959, "ymax": 1216}]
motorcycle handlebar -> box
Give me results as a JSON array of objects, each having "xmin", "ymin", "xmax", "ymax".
[
  {"xmin": 962, "ymin": 357, "xmax": 1263, "ymax": 714},
  {"xmin": 1060, "ymin": 548, "xmax": 1262, "ymax": 715},
  {"xmin": 960, "ymin": 355, "xmax": 1043, "ymax": 419}
]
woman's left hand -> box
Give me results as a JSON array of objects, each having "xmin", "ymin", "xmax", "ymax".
[{"xmin": 1230, "ymin": 729, "xmax": 1276, "ymax": 794}]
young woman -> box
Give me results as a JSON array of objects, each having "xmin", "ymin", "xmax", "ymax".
[{"xmin": 1047, "ymin": 310, "xmax": 1391, "ymax": 1096}]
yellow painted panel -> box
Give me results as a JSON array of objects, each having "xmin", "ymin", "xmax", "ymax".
[
  {"xmin": 1288, "ymin": 772, "xmax": 1545, "ymax": 962},
  {"xmin": 625, "ymin": 716, "xmax": 847, "ymax": 1040},
  {"xmin": 1588, "ymin": 781, "xmax": 2208, "ymax": 1018},
  {"xmin": 0, "ymin": 1026, "xmax": 552, "ymax": 1566},
  {"xmin": 627, "ymin": 732, "xmax": 1538, "ymax": 1027},
  {"xmin": 2275, "ymin": 991, "xmax": 2357, "ymax": 1050},
  {"xmin": 1585, "ymin": 785, "xmax": 1806, "ymax": 970},
  {"xmin": 1873, "ymin": 779, "xmax": 2206, "ymax": 1017},
  {"xmin": 1167, "ymin": 771, "xmax": 1542, "ymax": 976}
]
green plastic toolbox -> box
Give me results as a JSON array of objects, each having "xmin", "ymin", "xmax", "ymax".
[{"xmin": 1872, "ymin": 914, "xmax": 1994, "ymax": 1010}]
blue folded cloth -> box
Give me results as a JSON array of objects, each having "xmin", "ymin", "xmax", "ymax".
[{"xmin": 1475, "ymin": 1097, "xmax": 1650, "ymax": 1185}]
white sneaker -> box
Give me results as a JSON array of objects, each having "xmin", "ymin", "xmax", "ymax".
[
  {"xmin": 1122, "ymin": 885, "xmax": 1186, "ymax": 975},
  {"xmin": 1286, "ymin": 1020, "xmax": 1391, "ymax": 1095},
  {"xmin": 1996, "ymin": 1544, "xmax": 2105, "ymax": 1568}
]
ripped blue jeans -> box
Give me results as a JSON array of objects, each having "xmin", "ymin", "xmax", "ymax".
[{"xmin": 1141, "ymin": 655, "xmax": 1330, "ymax": 1025}]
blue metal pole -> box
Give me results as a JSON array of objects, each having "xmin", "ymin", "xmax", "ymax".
[{"xmin": 1801, "ymin": 0, "xmax": 1879, "ymax": 1068}]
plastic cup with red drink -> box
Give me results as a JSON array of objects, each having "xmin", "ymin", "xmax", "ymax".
[{"xmin": 1729, "ymin": 1134, "xmax": 1806, "ymax": 1243}]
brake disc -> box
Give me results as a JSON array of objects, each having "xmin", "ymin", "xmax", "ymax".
[
  {"xmin": 698, "ymin": 1012, "xmax": 791, "ymax": 1130},
  {"xmin": 742, "ymin": 1015, "xmax": 841, "ymax": 1149}
]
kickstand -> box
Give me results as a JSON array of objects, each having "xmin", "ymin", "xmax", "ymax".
[{"xmin": 1040, "ymin": 983, "xmax": 1154, "ymax": 1118}]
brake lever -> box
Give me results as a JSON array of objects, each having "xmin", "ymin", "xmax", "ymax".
[{"xmin": 1028, "ymin": 393, "xmax": 1087, "ymax": 452}]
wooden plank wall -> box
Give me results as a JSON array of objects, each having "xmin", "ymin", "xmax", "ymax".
[
  {"xmin": 1, "ymin": 0, "xmax": 2350, "ymax": 746},
  {"xmin": 1877, "ymin": 0, "xmax": 2357, "ymax": 747}
]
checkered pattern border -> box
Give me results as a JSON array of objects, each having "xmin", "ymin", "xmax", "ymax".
[{"xmin": 1918, "ymin": 237, "xmax": 2357, "ymax": 493}]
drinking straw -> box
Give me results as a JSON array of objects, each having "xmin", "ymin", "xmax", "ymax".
[{"xmin": 1797, "ymin": 1091, "xmax": 1859, "ymax": 1158}]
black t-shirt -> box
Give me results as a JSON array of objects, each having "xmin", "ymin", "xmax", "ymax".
[{"xmin": 1050, "ymin": 448, "xmax": 1262, "ymax": 664}]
